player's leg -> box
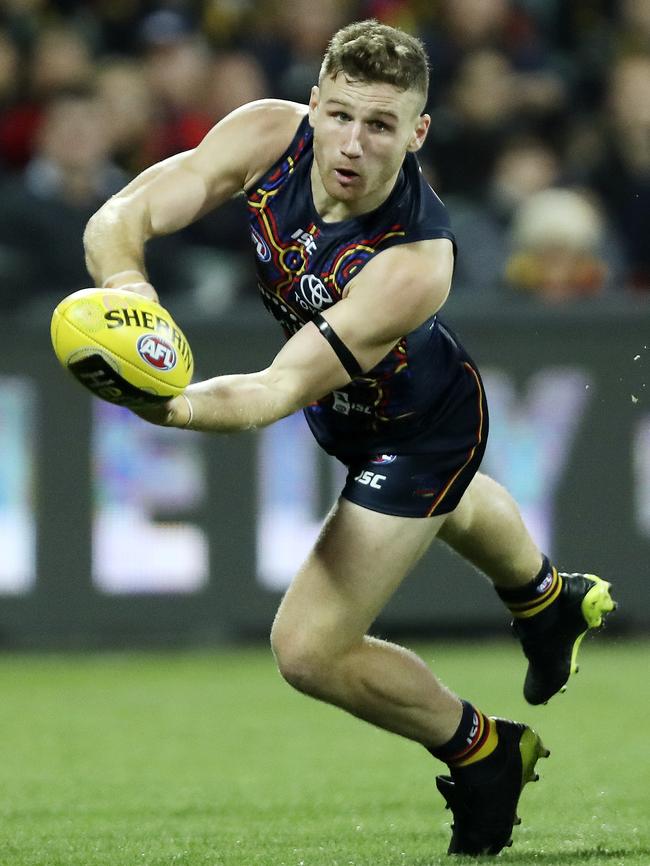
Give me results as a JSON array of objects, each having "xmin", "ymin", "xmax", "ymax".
[
  {"xmin": 271, "ymin": 496, "xmax": 547, "ymax": 855},
  {"xmin": 271, "ymin": 495, "xmax": 462, "ymax": 745},
  {"xmin": 437, "ymin": 472, "xmax": 543, "ymax": 585},
  {"xmin": 438, "ymin": 471, "xmax": 616, "ymax": 704}
]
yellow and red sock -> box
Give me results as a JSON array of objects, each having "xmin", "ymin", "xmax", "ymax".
[
  {"xmin": 497, "ymin": 556, "xmax": 563, "ymax": 620},
  {"xmin": 429, "ymin": 701, "xmax": 499, "ymax": 767}
]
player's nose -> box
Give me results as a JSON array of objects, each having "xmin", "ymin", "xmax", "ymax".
[{"xmin": 340, "ymin": 123, "xmax": 363, "ymax": 158}]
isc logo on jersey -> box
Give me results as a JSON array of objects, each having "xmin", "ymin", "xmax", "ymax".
[
  {"xmin": 291, "ymin": 227, "xmax": 317, "ymax": 254},
  {"xmin": 137, "ymin": 334, "xmax": 177, "ymax": 371},
  {"xmin": 354, "ymin": 470, "xmax": 387, "ymax": 489}
]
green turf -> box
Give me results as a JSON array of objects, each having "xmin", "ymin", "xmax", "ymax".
[{"xmin": 0, "ymin": 638, "xmax": 647, "ymax": 866}]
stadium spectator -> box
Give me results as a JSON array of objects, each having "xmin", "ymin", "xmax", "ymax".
[
  {"xmin": 83, "ymin": 0, "xmax": 148, "ymax": 57},
  {"xmin": 0, "ymin": 25, "xmax": 94, "ymax": 169},
  {"xmin": 359, "ymin": 0, "xmax": 426, "ymax": 33},
  {"xmin": 587, "ymin": 53, "xmax": 650, "ymax": 292},
  {"xmin": 0, "ymin": 0, "xmax": 645, "ymax": 311},
  {"xmin": 95, "ymin": 58, "xmax": 156, "ymax": 175},
  {"xmin": 201, "ymin": 0, "xmax": 256, "ymax": 48},
  {"xmin": 489, "ymin": 135, "xmax": 562, "ymax": 218},
  {"xmin": 503, "ymin": 187, "xmax": 622, "ymax": 303},
  {"xmin": 0, "ymin": 88, "xmax": 185, "ymax": 314},
  {"xmin": 206, "ymin": 50, "xmax": 270, "ymax": 122},
  {"xmin": 249, "ymin": 0, "xmax": 350, "ymax": 103},
  {"xmin": 0, "ymin": 0, "xmax": 49, "ymax": 53},
  {"xmin": 422, "ymin": 0, "xmax": 565, "ymax": 92},
  {"xmin": 617, "ymin": 0, "xmax": 650, "ymax": 55},
  {"xmin": 0, "ymin": 28, "xmax": 19, "ymax": 108},
  {"xmin": 0, "ymin": 28, "xmax": 19, "ymax": 171},
  {"xmin": 178, "ymin": 48, "xmax": 271, "ymax": 306},
  {"xmin": 449, "ymin": 135, "xmax": 563, "ymax": 295},
  {"xmin": 425, "ymin": 49, "xmax": 527, "ymax": 199},
  {"xmin": 138, "ymin": 9, "xmax": 215, "ymax": 162}
]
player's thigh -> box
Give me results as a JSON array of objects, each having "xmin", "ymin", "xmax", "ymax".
[{"xmin": 272, "ymin": 497, "xmax": 446, "ymax": 654}]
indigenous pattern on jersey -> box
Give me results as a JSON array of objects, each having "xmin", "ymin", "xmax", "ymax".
[{"xmin": 245, "ymin": 114, "xmax": 487, "ymax": 516}]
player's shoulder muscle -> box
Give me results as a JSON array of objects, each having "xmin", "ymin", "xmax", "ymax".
[
  {"xmin": 187, "ymin": 99, "xmax": 308, "ymax": 194},
  {"xmin": 316, "ymin": 238, "xmax": 454, "ymax": 373},
  {"xmin": 348, "ymin": 238, "xmax": 454, "ymax": 319}
]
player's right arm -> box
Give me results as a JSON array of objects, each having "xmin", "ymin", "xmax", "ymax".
[{"xmin": 83, "ymin": 99, "xmax": 306, "ymax": 299}]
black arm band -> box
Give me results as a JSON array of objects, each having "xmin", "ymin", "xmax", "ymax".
[{"xmin": 313, "ymin": 313, "xmax": 363, "ymax": 379}]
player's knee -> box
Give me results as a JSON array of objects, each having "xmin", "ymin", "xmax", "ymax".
[{"xmin": 270, "ymin": 626, "xmax": 331, "ymax": 697}]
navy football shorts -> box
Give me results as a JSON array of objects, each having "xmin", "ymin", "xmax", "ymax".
[{"xmin": 339, "ymin": 362, "xmax": 488, "ymax": 519}]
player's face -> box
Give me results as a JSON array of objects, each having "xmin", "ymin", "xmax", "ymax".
[{"xmin": 308, "ymin": 73, "xmax": 430, "ymax": 217}]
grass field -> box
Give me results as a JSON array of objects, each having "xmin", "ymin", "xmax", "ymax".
[{"xmin": 0, "ymin": 639, "xmax": 647, "ymax": 866}]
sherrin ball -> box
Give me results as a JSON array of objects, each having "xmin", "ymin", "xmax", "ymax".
[{"xmin": 51, "ymin": 288, "xmax": 194, "ymax": 407}]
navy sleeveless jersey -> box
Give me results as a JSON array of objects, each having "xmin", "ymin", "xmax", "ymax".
[{"xmin": 245, "ymin": 114, "xmax": 471, "ymax": 457}]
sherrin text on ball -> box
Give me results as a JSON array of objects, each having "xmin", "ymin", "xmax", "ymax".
[{"xmin": 50, "ymin": 288, "xmax": 193, "ymax": 407}]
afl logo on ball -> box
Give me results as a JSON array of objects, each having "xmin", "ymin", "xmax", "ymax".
[{"xmin": 137, "ymin": 334, "xmax": 177, "ymax": 371}]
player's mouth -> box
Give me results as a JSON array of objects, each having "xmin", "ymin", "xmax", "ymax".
[{"xmin": 334, "ymin": 167, "xmax": 360, "ymax": 186}]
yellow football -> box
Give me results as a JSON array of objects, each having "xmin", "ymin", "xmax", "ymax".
[{"xmin": 51, "ymin": 288, "xmax": 193, "ymax": 407}]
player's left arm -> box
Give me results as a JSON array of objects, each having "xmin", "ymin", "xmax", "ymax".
[{"xmin": 145, "ymin": 237, "xmax": 453, "ymax": 431}]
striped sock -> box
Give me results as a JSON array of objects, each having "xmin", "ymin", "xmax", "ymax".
[
  {"xmin": 429, "ymin": 700, "xmax": 499, "ymax": 768},
  {"xmin": 497, "ymin": 556, "xmax": 563, "ymax": 620}
]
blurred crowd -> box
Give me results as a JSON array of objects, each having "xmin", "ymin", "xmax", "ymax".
[{"xmin": 0, "ymin": 0, "xmax": 648, "ymax": 316}]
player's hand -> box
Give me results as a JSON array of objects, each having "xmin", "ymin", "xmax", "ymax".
[
  {"xmin": 131, "ymin": 394, "xmax": 192, "ymax": 428},
  {"xmin": 116, "ymin": 281, "xmax": 159, "ymax": 303},
  {"xmin": 101, "ymin": 270, "xmax": 159, "ymax": 303}
]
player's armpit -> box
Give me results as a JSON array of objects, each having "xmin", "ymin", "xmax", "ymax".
[{"xmin": 320, "ymin": 238, "xmax": 454, "ymax": 373}]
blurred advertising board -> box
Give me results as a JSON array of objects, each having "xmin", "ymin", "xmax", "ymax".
[{"xmin": 0, "ymin": 302, "xmax": 647, "ymax": 646}]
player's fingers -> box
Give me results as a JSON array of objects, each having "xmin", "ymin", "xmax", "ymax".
[
  {"xmin": 131, "ymin": 400, "xmax": 175, "ymax": 426},
  {"xmin": 132, "ymin": 395, "xmax": 191, "ymax": 428},
  {"xmin": 115, "ymin": 282, "xmax": 160, "ymax": 303}
]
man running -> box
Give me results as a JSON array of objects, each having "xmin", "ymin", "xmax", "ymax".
[{"xmin": 83, "ymin": 21, "xmax": 615, "ymax": 856}]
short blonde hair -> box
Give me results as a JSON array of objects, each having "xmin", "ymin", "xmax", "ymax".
[{"xmin": 320, "ymin": 20, "xmax": 429, "ymax": 107}]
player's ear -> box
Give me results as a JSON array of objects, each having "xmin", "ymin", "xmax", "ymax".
[
  {"xmin": 406, "ymin": 113, "xmax": 430, "ymax": 152},
  {"xmin": 308, "ymin": 85, "xmax": 320, "ymax": 127}
]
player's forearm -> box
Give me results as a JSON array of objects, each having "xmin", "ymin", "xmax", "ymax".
[
  {"xmin": 166, "ymin": 371, "xmax": 303, "ymax": 433},
  {"xmin": 83, "ymin": 198, "xmax": 150, "ymax": 287}
]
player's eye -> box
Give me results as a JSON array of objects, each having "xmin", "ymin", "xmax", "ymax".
[
  {"xmin": 335, "ymin": 111, "xmax": 351, "ymax": 122},
  {"xmin": 371, "ymin": 120, "xmax": 390, "ymax": 132}
]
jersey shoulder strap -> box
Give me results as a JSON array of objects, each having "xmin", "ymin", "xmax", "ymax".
[{"xmin": 245, "ymin": 114, "xmax": 312, "ymax": 200}]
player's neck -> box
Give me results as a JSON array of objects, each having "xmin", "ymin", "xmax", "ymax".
[{"xmin": 309, "ymin": 161, "xmax": 398, "ymax": 223}]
